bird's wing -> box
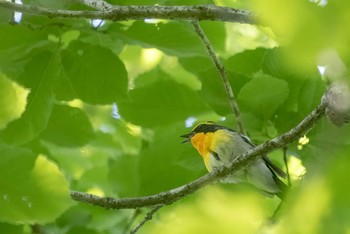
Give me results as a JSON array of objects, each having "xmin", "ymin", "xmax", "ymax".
[
  {"xmin": 263, "ymin": 155, "xmax": 287, "ymax": 178},
  {"xmin": 239, "ymin": 133, "xmax": 286, "ymax": 179}
]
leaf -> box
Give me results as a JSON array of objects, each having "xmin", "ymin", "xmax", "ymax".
[
  {"xmin": 196, "ymin": 68, "xmax": 250, "ymax": 116},
  {"xmin": 41, "ymin": 104, "xmax": 94, "ymax": 147},
  {"xmin": 79, "ymin": 26, "xmax": 125, "ymax": 55},
  {"xmin": 238, "ymin": 73, "xmax": 289, "ymax": 120},
  {"xmin": 53, "ymin": 69, "xmax": 78, "ymax": 101},
  {"xmin": 0, "ymin": 73, "xmax": 29, "ymax": 129},
  {"xmin": 137, "ymin": 123, "xmax": 204, "ymax": 195},
  {"xmin": 108, "ymin": 155, "xmax": 140, "ymax": 197},
  {"xmin": 0, "ymin": 25, "xmax": 49, "ymax": 76},
  {"xmin": 0, "ymin": 144, "xmax": 72, "ymax": 224},
  {"xmin": 62, "ymin": 41, "xmax": 128, "ymax": 104},
  {"xmin": 121, "ymin": 21, "xmax": 206, "ymax": 57},
  {"xmin": 225, "ymin": 48, "xmax": 267, "ymax": 75},
  {"xmin": 1, "ymin": 51, "xmax": 59, "ymax": 145},
  {"xmin": 118, "ymin": 79, "xmax": 209, "ymax": 127},
  {"xmin": 0, "ymin": 222, "xmax": 23, "ymax": 233}
]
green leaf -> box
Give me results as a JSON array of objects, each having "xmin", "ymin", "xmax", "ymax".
[
  {"xmin": 196, "ymin": 68, "xmax": 250, "ymax": 116},
  {"xmin": 0, "ymin": 25, "xmax": 49, "ymax": 76},
  {"xmin": 0, "ymin": 222, "xmax": 23, "ymax": 233},
  {"xmin": 108, "ymin": 155, "xmax": 139, "ymax": 197},
  {"xmin": 225, "ymin": 48, "xmax": 267, "ymax": 75},
  {"xmin": 179, "ymin": 56, "xmax": 214, "ymax": 75},
  {"xmin": 261, "ymin": 48, "xmax": 326, "ymax": 133},
  {"xmin": 62, "ymin": 41, "xmax": 128, "ymax": 104},
  {"xmin": 0, "ymin": 144, "xmax": 72, "ymax": 224},
  {"xmin": 0, "ymin": 73, "xmax": 29, "ymax": 130},
  {"xmin": 118, "ymin": 79, "xmax": 209, "ymax": 127},
  {"xmin": 53, "ymin": 69, "xmax": 78, "ymax": 101},
  {"xmin": 1, "ymin": 51, "xmax": 59, "ymax": 145},
  {"xmin": 238, "ymin": 73, "xmax": 289, "ymax": 120},
  {"xmin": 196, "ymin": 68, "xmax": 231, "ymax": 115},
  {"xmin": 137, "ymin": 123, "xmax": 204, "ymax": 195},
  {"xmin": 41, "ymin": 104, "xmax": 94, "ymax": 147},
  {"xmin": 121, "ymin": 21, "xmax": 206, "ymax": 57},
  {"xmin": 22, "ymin": 0, "xmax": 72, "ymax": 9},
  {"xmin": 79, "ymin": 25, "xmax": 125, "ymax": 55}
]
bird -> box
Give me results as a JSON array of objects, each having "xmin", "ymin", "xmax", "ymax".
[{"xmin": 181, "ymin": 121, "xmax": 287, "ymax": 199}]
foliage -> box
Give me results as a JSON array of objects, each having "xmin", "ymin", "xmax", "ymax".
[{"xmin": 0, "ymin": 0, "xmax": 350, "ymax": 233}]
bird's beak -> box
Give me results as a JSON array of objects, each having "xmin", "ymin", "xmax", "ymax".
[{"xmin": 180, "ymin": 133, "xmax": 193, "ymax": 144}]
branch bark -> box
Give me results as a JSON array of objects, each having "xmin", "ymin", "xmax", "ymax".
[
  {"xmin": 80, "ymin": 0, "xmax": 113, "ymax": 11},
  {"xmin": 70, "ymin": 101, "xmax": 327, "ymax": 209},
  {"xmin": 0, "ymin": 1, "xmax": 254, "ymax": 24}
]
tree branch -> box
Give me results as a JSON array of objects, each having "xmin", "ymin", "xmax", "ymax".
[
  {"xmin": 80, "ymin": 0, "xmax": 113, "ymax": 11},
  {"xmin": 0, "ymin": 1, "xmax": 254, "ymax": 24},
  {"xmin": 192, "ymin": 20, "xmax": 246, "ymax": 134},
  {"xmin": 130, "ymin": 205, "xmax": 163, "ymax": 234},
  {"xmin": 70, "ymin": 101, "xmax": 327, "ymax": 209}
]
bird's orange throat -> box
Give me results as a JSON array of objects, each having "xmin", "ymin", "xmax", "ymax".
[{"xmin": 190, "ymin": 132, "xmax": 212, "ymax": 171}]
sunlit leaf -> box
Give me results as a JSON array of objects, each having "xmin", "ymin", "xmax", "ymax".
[
  {"xmin": 1, "ymin": 51, "xmax": 59, "ymax": 145},
  {"xmin": 0, "ymin": 73, "xmax": 29, "ymax": 130},
  {"xmin": 0, "ymin": 144, "xmax": 72, "ymax": 224}
]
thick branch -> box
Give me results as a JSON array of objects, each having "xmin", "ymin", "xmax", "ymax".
[
  {"xmin": 0, "ymin": 1, "xmax": 254, "ymax": 24},
  {"xmin": 70, "ymin": 102, "xmax": 327, "ymax": 209},
  {"xmin": 192, "ymin": 21, "xmax": 246, "ymax": 134},
  {"xmin": 80, "ymin": 0, "xmax": 113, "ymax": 11}
]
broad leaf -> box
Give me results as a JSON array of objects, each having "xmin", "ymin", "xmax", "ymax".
[
  {"xmin": 0, "ymin": 24, "xmax": 49, "ymax": 76},
  {"xmin": 41, "ymin": 104, "xmax": 94, "ymax": 147},
  {"xmin": 121, "ymin": 21, "xmax": 206, "ymax": 57},
  {"xmin": 0, "ymin": 73, "xmax": 28, "ymax": 129},
  {"xmin": 137, "ymin": 123, "xmax": 204, "ymax": 195},
  {"xmin": 225, "ymin": 48, "xmax": 267, "ymax": 75},
  {"xmin": 1, "ymin": 51, "xmax": 59, "ymax": 145},
  {"xmin": 62, "ymin": 41, "xmax": 128, "ymax": 104},
  {"xmin": 238, "ymin": 73, "xmax": 289, "ymax": 120},
  {"xmin": 118, "ymin": 79, "xmax": 209, "ymax": 126},
  {"xmin": 0, "ymin": 144, "xmax": 72, "ymax": 224}
]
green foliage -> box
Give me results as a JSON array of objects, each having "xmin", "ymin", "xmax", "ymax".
[
  {"xmin": 0, "ymin": 1, "xmax": 349, "ymax": 233},
  {"xmin": 0, "ymin": 144, "xmax": 72, "ymax": 224}
]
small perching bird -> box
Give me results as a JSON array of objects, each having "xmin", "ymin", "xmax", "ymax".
[{"xmin": 181, "ymin": 122, "xmax": 287, "ymax": 199}]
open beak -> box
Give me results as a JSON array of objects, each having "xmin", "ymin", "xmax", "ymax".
[{"xmin": 180, "ymin": 133, "xmax": 193, "ymax": 144}]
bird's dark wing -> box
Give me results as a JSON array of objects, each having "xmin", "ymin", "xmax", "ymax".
[
  {"xmin": 238, "ymin": 133, "xmax": 287, "ymax": 179},
  {"xmin": 263, "ymin": 155, "xmax": 287, "ymax": 179}
]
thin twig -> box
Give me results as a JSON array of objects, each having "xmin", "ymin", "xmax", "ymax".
[
  {"xmin": 130, "ymin": 205, "xmax": 163, "ymax": 234},
  {"xmin": 0, "ymin": 1, "xmax": 254, "ymax": 24},
  {"xmin": 123, "ymin": 209, "xmax": 141, "ymax": 234},
  {"xmin": 283, "ymin": 147, "xmax": 291, "ymax": 186},
  {"xmin": 70, "ymin": 102, "xmax": 327, "ymax": 209},
  {"xmin": 192, "ymin": 20, "xmax": 246, "ymax": 134}
]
